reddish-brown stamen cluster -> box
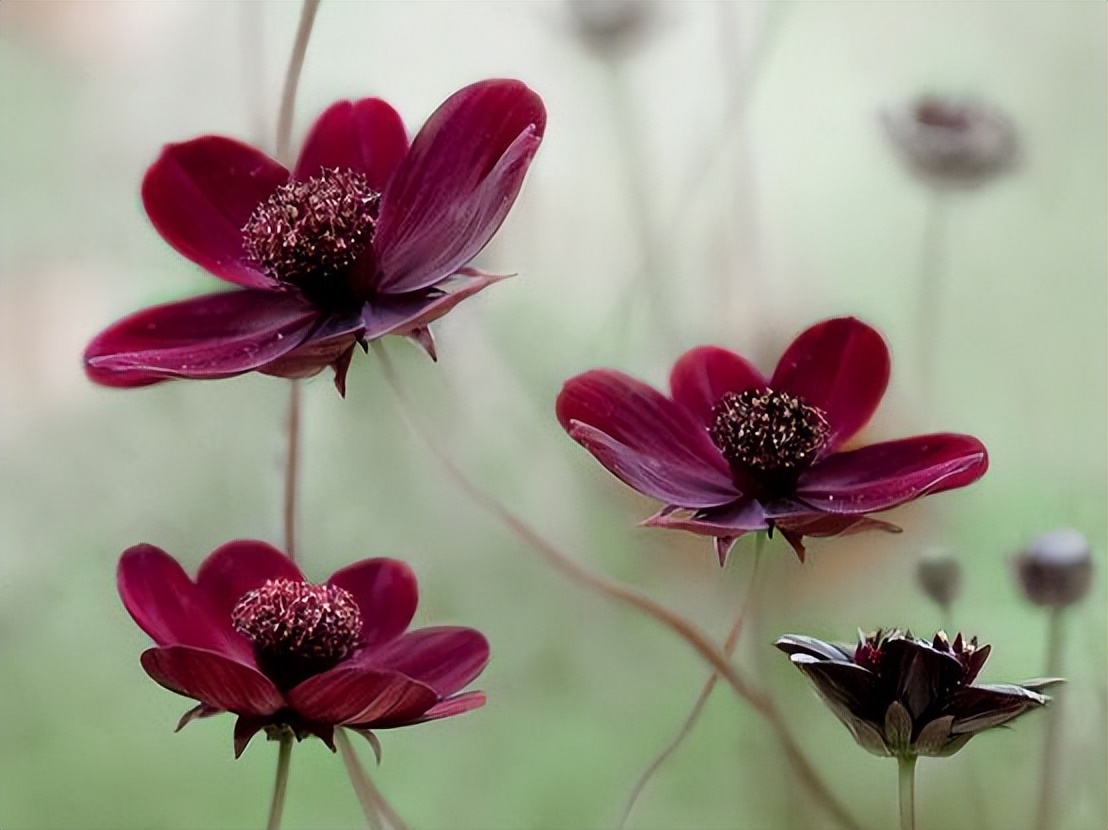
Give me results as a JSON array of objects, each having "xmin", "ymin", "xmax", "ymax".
[
  {"xmin": 242, "ymin": 167, "xmax": 379, "ymax": 304},
  {"xmin": 709, "ymin": 388, "xmax": 830, "ymax": 473},
  {"xmin": 231, "ymin": 578, "xmax": 362, "ymax": 689}
]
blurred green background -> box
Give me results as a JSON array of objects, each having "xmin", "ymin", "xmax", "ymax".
[{"xmin": 1, "ymin": 2, "xmax": 1104, "ymax": 829}]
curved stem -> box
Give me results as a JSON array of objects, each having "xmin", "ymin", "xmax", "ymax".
[
  {"xmin": 371, "ymin": 342, "xmax": 863, "ymax": 830},
  {"xmin": 275, "ymin": 0, "xmax": 321, "ymax": 166},
  {"xmin": 273, "ymin": 0, "xmax": 319, "ymax": 561},
  {"xmin": 1034, "ymin": 608, "xmax": 1068, "ymax": 830},
  {"xmin": 283, "ymin": 379, "xmax": 302, "ymax": 561},
  {"xmin": 266, "ymin": 735, "xmax": 294, "ymax": 830},
  {"xmin": 336, "ymin": 730, "xmax": 409, "ymax": 830},
  {"xmin": 897, "ymin": 755, "xmax": 917, "ymax": 830},
  {"xmin": 618, "ymin": 536, "xmax": 766, "ymax": 828}
]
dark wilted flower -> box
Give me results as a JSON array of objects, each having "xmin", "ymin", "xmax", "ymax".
[
  {"xmin": 556, "ymin": 317, "xmax": 988, "ymax": 563},
  {"xmin": 917, "ymin": 549, "xmax": 962, "ymax": 610},
  {"xmin": 776, "ymin": 630, "xmax": 1056, "ymax": 759},
  {"xmin": 882, "ymin": 94, "xmax": 1018, "ymax": 188},
  {"xmin": 1014, "ymin": 528, "xmax": 1093, "ymax": 608},
  {"xmin": 565, "ymin": 0, "xmax": 658, "ymax": 58},
  {"xmin": 118, "ymin": 540, "xmax": 488, "ymax": 757},
  {"xmin": 85, "ymin": 79, "xmax": 546, "ymax": 395}
]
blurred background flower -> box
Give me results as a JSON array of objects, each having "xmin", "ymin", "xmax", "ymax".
[{"xmin": 0, "ymin": 2, "xmax": 1104, "ymax": 829}]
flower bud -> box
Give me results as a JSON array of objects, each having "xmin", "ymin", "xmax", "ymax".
[
  {"xmin": 882, "ymin": 94, "xmax": 1018, "ymax": 188},
  {"xmin": 917, "ymin": 550, "xmax": 962, "ymax": 609},
  {"xmin": 1014, "ymin": 529, "xmax": 1093, "ymax": 608}
]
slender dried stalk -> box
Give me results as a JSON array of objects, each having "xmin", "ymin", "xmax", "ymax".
[
  {"xmin": 371, "ymin": 342, "xmax": 864, "ymax": 830},
  {"xmin": 266, "ymin": 734, "xmax": 294, "ymax": 830}
]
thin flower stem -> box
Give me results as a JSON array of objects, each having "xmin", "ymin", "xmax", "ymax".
[
  {"xmin": 371, "ymin": 342, "xmax": 864, "ymax": 830},
  {"xmin": 1033, "ymin": 608, "xmax": 1067, "ymax": 830},
  {"xmin": 266, "ymin": 735, "xmax": 294, "ymax": 830},
  {"xmin": 275, "ymin": 0, "xmax": 321, "ymax": 166},
  {"xmin": 897, "ymin": 755, "xmax": 917, "ymax": 830},
  {"xmin": 336, "ymin": 730, "xmax": 410, "ymax": 830},
  {"xmin": 283, "ymin": 379, "xmax": 302, "ymax": 561},
  {"xmin": 273, "ymin": 0, "xmax": 319, "ymax": 561},
  {"xmin": 617, "ymin": 536, "xmax": 766, "ymax": 829},
  {"xmin": 915, "ymin": 190, "xmax": 948, "ymax": 410}
]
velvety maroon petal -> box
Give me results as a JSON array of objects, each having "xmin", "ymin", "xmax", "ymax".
[
  {"xmin": 948, "ymin": 684, "xmax": 1050, "ymax": 734},
  {"xmin": 360, "ymin": 272, "xmax": 506, "ymax": 341},
  {"xmin": 669, "ymin": 346, "xmax": 767, "ymax": 427},
  {"xmin": 141, "ymin": 646, "xmax": 283, "ymax": 716},
  {"xmin": 328, "ymin": 559, "xmax": 419, "ymax": 649},
  {"xmin": 375, "ymin": 79, "xmax": 546, "ymax": 294},
  {"xmin": 642, "ymin": 499, "xmax": 768, "ymax": 535},
  {"xmin": 195, "ymin": 540, "xmax": 304, "ymax": 626},
  {"xmin": 294, "ymin": 98, "xmax": 409, "ymax": 190},
  {"xmin": 369, "ymin": 627, "xmax": 489, "ymax": 696},
  {"xmin": 118, "ymin": 544, "xmax": 242, "ymax": 655},
  {"xmin": 84, "ymin": 290, "xmax": 321, "ymax": 387},
  {"xmin": 791, "ymin": 656, "xmax": 885, "ymax": 725},
  {"xmin": 288, "ymin": 668, "xmax": 437, "ymax": 726},
  {"xmin": 142, "ymin": 136, "xmax": 288, "ymax": 288},
  {"xmin": 393, "ymin": 691, "xmax": 487, "ymax": 727},
  {"xmin": 796, "ymin": 434, "xmax": 988, "ymax": 514},
  {"xmin": 770, "ymin": 318, "xmax": 891, "ymax": 449},
  {"xmin": 771, "ymin": 511, "xmax": 902, "ymax": 560},
  {"xmin": 557, "ymin": 370, "xmax": 738, "ymax": 507}
]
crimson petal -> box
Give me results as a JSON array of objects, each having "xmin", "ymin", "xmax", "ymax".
[
  {"xmin": 369, "ymin": 627, "xmax": 489, "ymax": 696},
  {"xmin": 195, "ymin": 540, "xmax": 304, "ymax": 626},
  {"xmin": 142, "ymin": 136, "xmax": 288, "ymax": 288},
  {"xmin": 84, "ymin": 290, "xmax": 321, "ymax": 387},
  {"xmin": 288, "ymin": 668, "xmax": 437, "ymax": 726},
  {"xmin": 770, "ymin": 317, "xmax": 890, "ymax": 450},
  {"xmin": 360, "ymin": 272, "xmax": 506, "ymax": 341},
  {"xmin": 118, "ymin": 544, "xmax": 243, "ymax": 656},
  {"xmin": 328, "ymin": 559, "xmax": 419, "ymax": 649},
  {"xmin": 396, "ymin": 691, "xmax": 487, "ymax": 726},
  {"xmin": 797, "ymin": 434, "xmax": 988, "ymax": 514},
  {"xmin": 669, "ymin": 345, "xmax": 767, "ymax": 428},
  {"xmin": 294, "ymin": 98, "xmax": 409, "ymax": 191},
  {"xmin": 557, "ymin": 370, "xmax": 737, "ymax": 507},
  {"xmin": 375, "ymin": 79, "xmax": 546, "ymax": 294},
  {"xmin": 141, "ymin": 646, "xmax": 283, "ymax": 716}
]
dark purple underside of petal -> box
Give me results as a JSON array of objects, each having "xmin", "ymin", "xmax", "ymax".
[
  {"xmin": 84, "ymin": 290, "xmax": 321, "ymax": 387},
  {"xmin": 288, "ymin": 668, "xmax": 437, "ymax": 726},
  {"xmin": 360, "ymin": 272, "xmax": 505, "ymax": 341}
]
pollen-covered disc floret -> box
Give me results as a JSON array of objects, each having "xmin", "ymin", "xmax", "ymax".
[
  {"xmin": 242, "ymin": 168, "xmax": 379, "ymax": 306},
  {"xmin": 231, "ymin": 578, "xmax": 362, "ymax": 690},
  {"xmin": 709, "ymin": 388, "xmax": 831, "ymax": 473}
]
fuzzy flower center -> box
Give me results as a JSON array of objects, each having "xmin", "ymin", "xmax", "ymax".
[
  {"xmin": 231, "ymin": 579, "xmax": 362, "ymax": 689},
  {"xmin": 242, "ymin": 168, "xmax": 379, "ymax": 306},
  {"xmin": 709, "ymin": 389, "xmax": 831, "ymax": 473}
]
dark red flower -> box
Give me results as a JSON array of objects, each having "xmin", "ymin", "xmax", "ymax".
[
  {"xmin": 85, "ymin": 79, "xmax": 546, "ymax": 396},
  {"xmin": 776, "ymin": 630, "xmax": 1056, "ymax": 758},
  {"xmin": 118, "ymin": 540, "xmax": 489, "ymax": 757},
  {"xmin": 556, "ymin": 317, "xmax": 988, "ymax": 563}
]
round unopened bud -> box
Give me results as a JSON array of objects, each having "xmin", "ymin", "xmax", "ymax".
[
  {"xmin": 881, "ymin": 94, "xmax": 1018, "ymax": 188},
  {"xmin": 1014, "ymin": 529, "xmax": 1093, "ymax": 608},
  {"xmin": 565, "ymin": 0, "xmax": 657, "ymax": 58},
  {"xmin": 917, "ymin": 551, "xmax": 962, "ymax": 609}
]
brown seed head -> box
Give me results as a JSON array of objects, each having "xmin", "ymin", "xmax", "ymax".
[
  {"xmin": 232, "ymin": 579, "xmax": 362, "ymax": 687},
  {"xmin": 709, "ymin": 388, "xmax": 830, "ymax": 472},
  {"xmin": 1015, "ymin": 529, "xmax": 1093, "ymax": 608},
  {"xmin": 242, "ymin": 168, "xmax": 379, "ymax": 302}
]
